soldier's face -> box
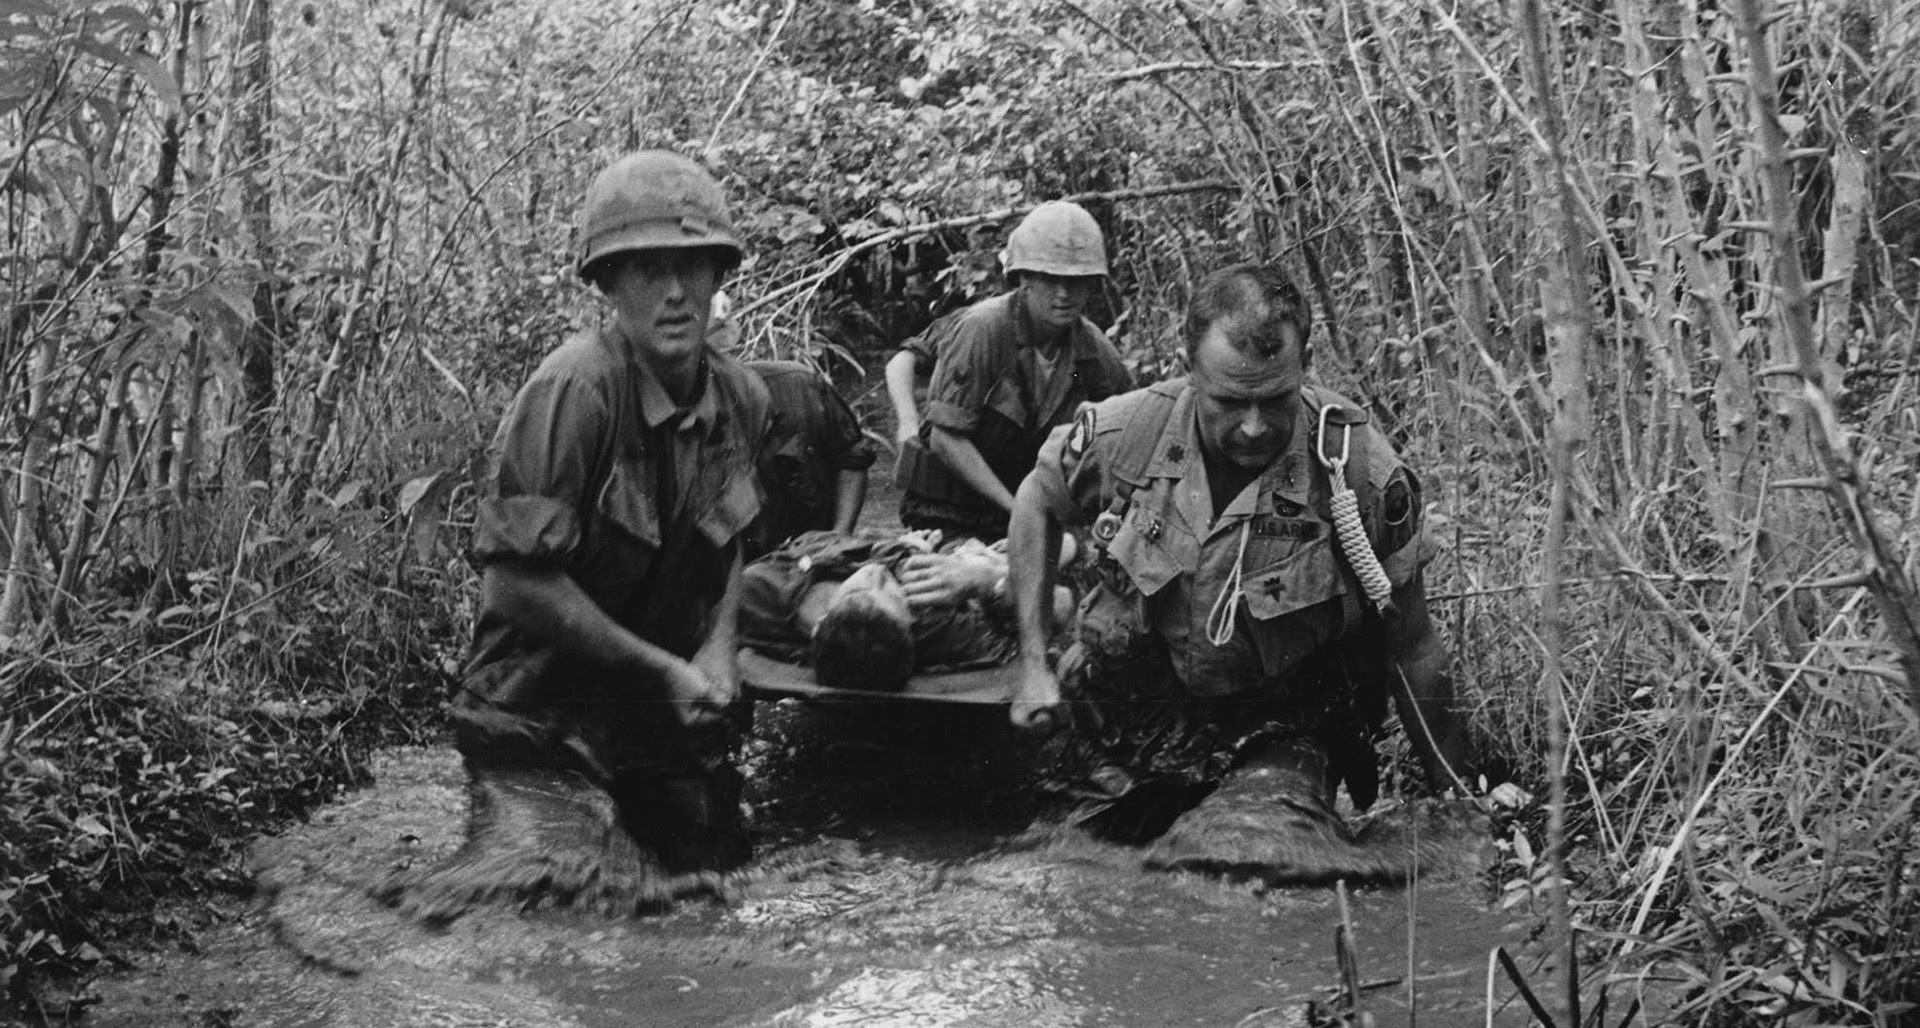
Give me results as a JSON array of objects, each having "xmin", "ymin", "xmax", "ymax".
[
  {"xmin": 1190, "ymin": 322, "xmax": 1306, "ymax": 471},
  {"xmin": 1020, "ymin": 272, "xmax": 1098, "ymax": 333},
  {"xmin": 825, "ymin": 563, "xmax": 911, "ymax": 630},
  {"xmin": 601, "ymin": 248, "xmax": 722, "ymax": 367}
]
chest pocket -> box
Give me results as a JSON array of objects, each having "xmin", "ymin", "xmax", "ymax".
[
  {"xmin": 1106, "ymin": 499, "xmax": 1197, "ymax": 597},
  {"xmin": 984, "ymin": 375, "xmax": 1031, "ymax": 432},
  {"xmin": 595, "ymin": 458, "xmax": 662, "ymax": 550},
  {"xmin": 1241, "ymin": 532, "xmax": 1346, "ymax": 621},
  {"xmin": 696, "ymin": 466, "xmax": 761, "ymax": 547}
]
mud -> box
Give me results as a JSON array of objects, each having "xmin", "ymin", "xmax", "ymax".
[{"xmin": 80, "ymin": 700, "xmax": 1538, "ymax": 1028}]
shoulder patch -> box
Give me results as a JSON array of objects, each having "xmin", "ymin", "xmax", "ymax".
[{"xmin": 1065, "ymin": 407, "xmax": 1096, "ymax": 458}]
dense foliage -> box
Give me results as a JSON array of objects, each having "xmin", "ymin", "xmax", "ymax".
[{"xmin": 3, "ymin": 0, "xmax": 1918, "ymax": 1022}]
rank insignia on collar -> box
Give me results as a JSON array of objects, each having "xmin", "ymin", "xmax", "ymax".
[
  {"xmin": 1166, "ymin": 444, "xmax": 1185, "ymax": 463},
  {"xmin": 1066, "ymin": 407, "xmax": 1095, "ymax": 458}
]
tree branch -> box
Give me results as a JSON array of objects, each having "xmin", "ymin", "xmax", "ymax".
[{"xmin": 732, "ymin": 179, "xmax": 1240, "ymax": 320}]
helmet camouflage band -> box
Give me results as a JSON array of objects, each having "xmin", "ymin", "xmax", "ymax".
[
  {"xmin": 576, "ymin": 150, "xmax": 744, "ymax": 280},
  {"xmin": 1003, "ymin": 200, "xmax": 1108, "ymax": 279}
]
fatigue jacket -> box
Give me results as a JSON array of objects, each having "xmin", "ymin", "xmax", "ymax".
[
  {"xmin": 744, "ymin": 360, "xmax": 875, "ymax": 559},
  {"xmin": 902, "ymin": 291, "xmax": 1130, "ymax": 527},
  {"xmin": 1031, "ymin": 378, "xmax": 1427, "ymax": 698},
  {"xmin": 738, "ymin": 529, "xmax": 1017, "ymax": 673},
  {"xmin": 462, "ymin": 327, "xmax": 771, "ymax": 714}
]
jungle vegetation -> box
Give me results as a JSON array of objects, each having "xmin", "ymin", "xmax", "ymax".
[{"xmin": 2, "ymin": 0, "xmax": 1918, "ymax": 1022}]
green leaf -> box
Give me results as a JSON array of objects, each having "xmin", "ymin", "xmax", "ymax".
[
  {"xmin": 122, "ymin": 51, "xmax": 182, "ymax": 113},
  {"xmin": 0, "ymin": 0, "xmax": 59, "ymax": 19},
  {"xmin": 396, "ymin": 473, "xmax": 442, "ymax": 516}
]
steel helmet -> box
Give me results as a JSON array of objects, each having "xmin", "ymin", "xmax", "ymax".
[
  {"xmin": 1003, "ymin": 200, "xmax": 1107, "ymax": 278},
  {"xmin": 576, "ymin": 150, "xmax": 744, "ymax": 280}
]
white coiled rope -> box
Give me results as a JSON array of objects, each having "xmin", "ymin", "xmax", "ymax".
[
  {"xmin": 1326, "ymin": 459, "xmax": 1394, "ymax": 615},
  {"xmin": 1203, "ymin": 409, "xmax": 1399, "ymax": 647}
]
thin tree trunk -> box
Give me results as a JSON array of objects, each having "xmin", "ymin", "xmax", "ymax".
[
  {"xmin": 174, "ymin": 329, "xmax": 207, "ymax": 510},
  {"xmin": 1516, "ymin": 0, "xmax": 1592, "ymax": 1021},
  {"xmin": 1817, "ymin": 0, "xmax": 1873, "ymax": 392},
  {"xmin": 0, "ymin": 332, "xmax": 61, "ymax": 653},
  {"xmin": 1733, "ymin": 0, "xmax": 1920, "ymax": 708},
  {"xmin": 234, "ymin": 0, "xmax": 277, "ymax": 490},
  {"xmin": 43, "ymin": 360, "xmax": 137, "ymax": 634},
  {"xmin": 42, "ymin": 0, "xmax": 199, "ymax": 635},
  {"xmin": 1619, "ymin": 0, "xmax": 1732, "ymax": 539},
  {"xmin": 287, "ymin": 1, "xmax": 455, "ymax": 507}
]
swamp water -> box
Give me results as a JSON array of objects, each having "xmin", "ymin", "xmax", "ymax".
[{"xmin": 84, "ymin": 703, "xmax": 1537, "ymax": 1028}]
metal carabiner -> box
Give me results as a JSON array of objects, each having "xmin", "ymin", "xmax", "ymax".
[{"xmin": 1315, "ymin": 404, "xmax": 1350, "ymax": 473}]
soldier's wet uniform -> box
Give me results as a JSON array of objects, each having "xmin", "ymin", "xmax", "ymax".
[
  {"xmin": 898, "ymin": 292, "xmax": 1130, "ymax": 538},
  {"xmin": 744, "ymin": 359, "xmax": 875, "ymax": 560},
  {"xmin": 1029, "ymin": 377, "xmax": 1430, "ymax": 842},
  {"xmin": 454, "ymin": 325, "xmax": 770, "ymax": 869},
  {"xmin": 738, "ymin": 528, "xmax": 1018, "ymax": 677}
]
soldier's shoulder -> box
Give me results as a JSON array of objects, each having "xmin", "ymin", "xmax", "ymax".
[
  {"xmin": 1089, "ymin": 377, "xmax": 1185, "ymax": 425},
  {"xmin": 527, "ymin": 327, "xmax": 619, "ymax": 383},
  {"xmin": 1303, "ymin": 383, "xmax": 1415, "ymax": 482},
  {"xmin": 745, "ymin": 358, "xmax": 813, "ymax": 381},
  {"xmin": 710, "ymin": 346, "xmax": 774, "ymax": 419},
  {"xmin": 951, "ymin": 293, "xmax": 1020, "ymax": 338},
  {"xmin": 1064, "ymin": 378, "xmax": 1187, "ymax": 464},
  {"xmin": 1302, "ymin": 382, "xmax": 1364, "ymax": 416},
  {"xmin": 746, "ymin": 359, "xmax": 827, "ymax": 403}
]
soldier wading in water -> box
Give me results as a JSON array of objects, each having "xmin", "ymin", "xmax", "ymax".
[
  {"xmin": 1006, "ymin": 262, "xmax": 1468, "ymax": 870},
  {"xmin": 447, "ymin": 150, "xmax": 767, "ymax": 886}
]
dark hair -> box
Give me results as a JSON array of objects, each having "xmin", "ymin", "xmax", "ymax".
[
  {"xmin": 1182, "ymin": 262, "xmax": 1311, "ymax": 361},
  {"xmin": 811, "ymin": 592, "xmax": 915, "ymax": 693}
]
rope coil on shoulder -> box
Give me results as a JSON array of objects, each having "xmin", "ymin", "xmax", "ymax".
[{"xmin": 1317, "ymin": 405, "xmax": 1397, "ymax": 618}]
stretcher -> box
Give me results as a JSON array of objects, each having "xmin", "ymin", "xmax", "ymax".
[{"xmin": 738, "ymin": 648, "xmax": 1020, "ymax": 706}]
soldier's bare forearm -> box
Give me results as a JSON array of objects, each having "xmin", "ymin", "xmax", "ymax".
[
  {"xmin": 1386, "ymin": 576, "xmax": 1469, "ymax": 791},
  {"xmin": 692, "ymin": 548, "xmax": 745, "ymax": 700},
  {"xmin": 831, "ymin": 469, "xmax": 867, "ymax": 533},
  {"xmin": 884, "ymin": 350, "xmax": 923, "ymax": 440},
  {"xmin": 929, "ymin": 426, "xmax": 1017, "ymax": 512},
  {"xmin": 1008, "ymin": 475, "xmax": 1061, "ymax": 669},
  {"xmin": 482, "ymin": 560, "xmax": 690, "ymax": 699}
]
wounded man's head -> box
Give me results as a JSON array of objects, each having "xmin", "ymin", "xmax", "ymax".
[{"xmin": 811, "ymin": 563, "xmax": 915, "ymax": 692}]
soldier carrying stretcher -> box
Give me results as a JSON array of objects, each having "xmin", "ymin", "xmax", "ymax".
[{"xmin": 1005, "ymin": 261, "xmax": 1469, "ymax": 846}]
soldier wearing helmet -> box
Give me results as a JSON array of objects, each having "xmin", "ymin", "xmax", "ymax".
[
  {"xmin": 453, "ymin": 150, "xmax": 770, "ymax": 874},
  {"xmin": 1004, "ymin": 261, "xmax": 1467, "ymax": 855},
  {"xmin": 895, "ymin": 200, "xmax": 1132, "ymax": 540}
]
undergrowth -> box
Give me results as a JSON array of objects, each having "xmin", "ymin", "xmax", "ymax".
[{"xmin": 0, "ymin": 531, "xmax": 464, "ymax": 1019}]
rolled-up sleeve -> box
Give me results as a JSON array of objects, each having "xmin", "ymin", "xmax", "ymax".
[
  {"xmin": 1029, "ymin": 407, "xmax": 1108, "ymax": 527},
  {"xmin": 923, "ymin": 319, "xmax": 1000, "ymax": 434},
  {"xmin": 471, "ymin": 372, "xmax": 607, "ymax": 563},
  {"xmin": 819, "ymin": 382, "xmax": 877, "ymax": 471},
  {"xmin": 900, "ymin": 312, "xmax": 958, "ymax": 367},
  {"xmin": 1373, "ymin": 464, "xmax": 1433, "ymax": 587}
]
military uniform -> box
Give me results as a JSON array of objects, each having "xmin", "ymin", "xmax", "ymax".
[
  {"xmin": 738, "ymin": 528, "xmax": 1017, "ymax": 678},
  {"xmin": 1029, "ymin": 377, "xmax": 1429, "ymax": 833},
  {"xmin": 744, "ymin": 360, "xmax": 875, "ymax": 560},
  {"xmin": 898, "ymin": 308, "xmax": 965, "ymax": 371},
  {"xmin": 455, "ymin": 326, "xmax": 770, "ymax": 788},
  {"xmin": 898, "ymin": 292, "xmax": 1130, "ymax": 537}
]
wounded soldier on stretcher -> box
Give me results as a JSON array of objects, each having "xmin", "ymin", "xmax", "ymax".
[{"xmin": 739, "ymin": 528, "xmax": 1077, "ymax": 693}]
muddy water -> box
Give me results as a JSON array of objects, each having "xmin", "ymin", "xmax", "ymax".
[{"xmin": 85, "ymin": 700, "xmax": 1537, "ymax": 1028}]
